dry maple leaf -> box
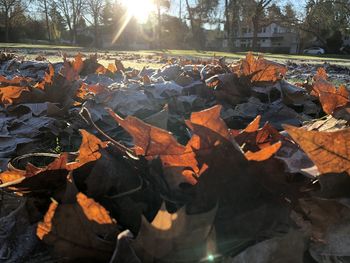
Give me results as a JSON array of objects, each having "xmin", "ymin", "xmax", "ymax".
[
  {"xmin": 284, "ymin": 125, "xmax": 350, "ymax": 175},
  {"xmin": 233, "ymin": 52, "xmax": 287, "ymax": 83},
  {"xmin": 0, "ymin": 153, "xmax": 69, "ymax": 192},
  {"xmin": 72, "ymin": 53, "xmax": 84, "ymax": 74},
  {"xmin": 37, "ymin": 186, "xmax": 118, "ymax": 261},
  {"xmin": 311, "ymin": 67, "xmax": 349, "ymax": 114},
  {"xmin": 61, "ymin": 54, "xmax": 84, "ymax": 81},
  {"xmin": 76, "ymin": 82, "xmax": 106, "ymax": 99},
  {"xmin": 135, "ymin": 203, "xmax": 217, "ymax": 260},
  {"xmin": 314, "ymin": 67, "xmax": 328, "ymax": 81},
  {"xmin": 233, "ymin": 116, "xmax": 282, "ymax": 161},
  {"xmin": 0, "ymin": 86, "xmax": 29, "ymax": 105},
  {"xmin": 34, "ymin": 64, "xmax": 54, "ymax": 90},
  {"xmin": 0, "ymin": 130, "xmax": 107, "ymax": 191},
  {"xmin": 108, "ymin": 105, "xmax": 234, "ymax": 185},
  {"xmin": 95, "ymin": 63, "xmax": 118, "ymax": 75},
  {"xmin": 66, "ymin": 130, "xmax": 109, "ymax": 170},
  {"xmin": 245, "ymin": 141, "xmax": 282, "ymax": 161}
]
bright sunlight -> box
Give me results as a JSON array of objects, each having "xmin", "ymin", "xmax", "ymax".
[{"xmin": 120, "ymin": 0, "xmax": 155, "ymax": 24}]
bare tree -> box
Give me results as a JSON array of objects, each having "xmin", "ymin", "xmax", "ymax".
[
  {"xmin": 0, "ymin": 0, "xmax": 28, "ymax": 42},
  {"xmin": 154, "ymin": 0, "xmax": 170, "ymax": 48},
  {"xmin": 37, "ymin": 0, "xmax": 51, "ymax": 41},
  {"xmin": 251, "ymin": 0, "xmax": 273, "ymax": 50},
  {"xmin": 85, "ymin": 0, "xmax": 105, "ymax": 48},
  {"xmin": 185, "ymin": 0, "xmax": 219, "ymax": 48},
  {"xmin": 55, "ymin": 0, "xmax": 84, "ymax": 44}
]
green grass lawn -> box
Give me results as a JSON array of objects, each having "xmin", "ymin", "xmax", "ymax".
[
  {"xmin": 0, "ymin": 42, "xmax": 82, "ymax": 50},
  {"xmin": 131, "ymin": 49, "xmax": 350, "ymax": 64},
  {"xmin": 1, "ymin": 43, "xmax": 349, "ymax": 67}
]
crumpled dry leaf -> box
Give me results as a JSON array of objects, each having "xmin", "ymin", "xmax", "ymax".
[
  {"xmin": 66, "ymin": 130, "xmax": 109, "ymax": 170},
  {"xmin": 34, "ymin": 64, "xmax": 54, "ymax": 90},
  {"xmin": 0, "ymin": 130, "xmax": 107, "ymax": 191},
  {"xmin": 311, "ymin": 68, "xmax": 350, "ymax": 114},
  {"xmin": 134, "ymin": 203, "xmax": 217, "ymax": 261},
  {"xmin": 233, "ymin": 52, "xmax": 287, "ymax": 83},
  {"xmin": 37, "ymin": 182, "xmax": 119, "ymax": 261},
  {"xmin": 233, "ymin": 116, "xmax": 282, "ymax": 161}
]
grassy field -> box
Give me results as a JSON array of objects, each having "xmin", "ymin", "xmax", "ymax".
[{"xmin": 1, "ymin": 43, "xmax": 350, "ymax": 68}]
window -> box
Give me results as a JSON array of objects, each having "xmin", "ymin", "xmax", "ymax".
[{"xmin": 274, "ymin": 27, "xmax": 278, "ymax": 33}]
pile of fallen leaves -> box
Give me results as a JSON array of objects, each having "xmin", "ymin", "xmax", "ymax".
[{"xmin": 1, "ymin": 51, "xmax": 350, "ymax": 263}]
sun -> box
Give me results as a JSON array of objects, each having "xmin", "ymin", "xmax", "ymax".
[{"xmin": 121, "ymin": 0, "xmax": 155, "ymax": 24}]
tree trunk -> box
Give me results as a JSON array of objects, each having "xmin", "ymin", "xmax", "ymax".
[
  {"xmin": 157, "ymin": 1, "xmax": 161, "ymax": 49},
  {"xmin": 224, "ymin": 0, "xmax": 230, "ymax": 40},
  {"xmin": 44, "ymin": 0, "xmax": 51, "ymax": 41},
  {"xmin": 185, "ymin": 0, "xmax": 200, "ymax": 48},
  {"xmin": 252, "ymin": 14, "xmax": 259, "ymax": 51},
  {"xmin": 94, "ymin": 16, "xmax": 99, "ymax": 48},
  {"xmin": 4, "ymin": 14, "xmax": 9, "ymax": 42}
]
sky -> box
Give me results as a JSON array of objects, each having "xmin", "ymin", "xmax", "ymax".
[{"xmin": 168, "ymin": 0, "xmax": 308, "ymax": 21}]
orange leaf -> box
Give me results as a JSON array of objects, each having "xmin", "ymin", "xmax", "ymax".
[
  {"xmin": 37, "ymin": 191, "xmax": 118, "ymax": 260},
  {"xmin": 76, "ymin": 83, "xmax": 106, "ymax": 99},
  {"xmin": 35, "ymin": 64, "xmax": 55, "ymax": 90},
  {"xmin": 314, "ymin": 67, "xmax": 328, "ymax": 81},
  {"xmin": 245, "ymin": 141, "xmax": 282, "ymax": 161},
  {"xmin": 234, "ymin": 52, "xmax": 287, "ymax": 83},
  {"xmin": 0, "ymin": 153, "xmax": 69, "ymax": 191},
  {"xmin": 72, "ymin": 53, "xmax": 84, "ymax": 74},
  {"xmin": 0, "ymin": 86, "xmax": 29, "ymax": 105},
  {"xmin": 185, "ymin": 105, "xmax": 230, "ymax": 143},
  {"xmin": 107, "ymin": 63, "xmax": 117, "ymax": 73},
  {"xmin": 108, "ymin": 109, "xmax": 185, "ymax": 158},
  {"xmin": 66, "ymin": 130, "xmax": 109, "ymax": 170},
  {"xmin": 242, "ymin": 115, "xmax": 261, "ymax": 133},
  {"xmin": 312, "ymin": 72, "xmax": 349, "ymax": 114},
  {"xmin": 284, "ymin": 125, "xmax": 350, "ymax": 175}
]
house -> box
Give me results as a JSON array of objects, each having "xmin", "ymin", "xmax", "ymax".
[{"xmin": 232, "ymin": 22, "xmax": 299, "ymax": 54}]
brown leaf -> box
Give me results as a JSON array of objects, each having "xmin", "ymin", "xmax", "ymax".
[
  {"xmin": 72, "ymin": 53, "xmax": 84, "ymax": 74},
  {"xmin": 234, "ymin": 117, "xmax": 283, "ymax": 161},
  {"xmin": 233, "ymin": 52, "xmax": 287, "ymax": 83},
  {"xmin": 0, "ymin": 75, "xmax": 30, "ymax": 86},
  {"xmin": 66, "ymin": 130, "xmax": 109, "ymax": 170},
  {"xmin": 314, "ymin": 67, "xmax": 328, "ymax": 81},
  {"xmin": 115, "ymin": 59, "xmax": 125, "ymax": 72},
  {"xmin": 143, "ymin": 75, "xmax": 151, "ymax": 85},
  {"xmin": 284, "ymin": 125, "xmax": 350, "ymax": 175},
  {"xmin": 37, "ymin": 190, "xmax": 118, "ymax": 260},
  {"xmin": 134, "ymin": 203, "xmax": 217, "ymax": 261},
  {"xmin": 76, "ymin": 82, "xmax": 107, "ymax": 99},
  {"xmin": 34, "ymin": 64, "xmax": 55, "ymax": 90},
  {"xmin": 0, "ymin": 153, "xmax": 69, "ymax": 191},
  {"xmin": 312, "ymin": 73, "xmax": 349, "ymax": 114}
]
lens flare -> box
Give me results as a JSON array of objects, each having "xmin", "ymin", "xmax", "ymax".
[{"xmin": 121, "ymin": 0, "xmax": 155, "ymax": 24}]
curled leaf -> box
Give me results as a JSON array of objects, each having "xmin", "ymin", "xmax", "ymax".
[{"xmin": 66, "ymin": 130, "xmax": 109, "ymax": 170}]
